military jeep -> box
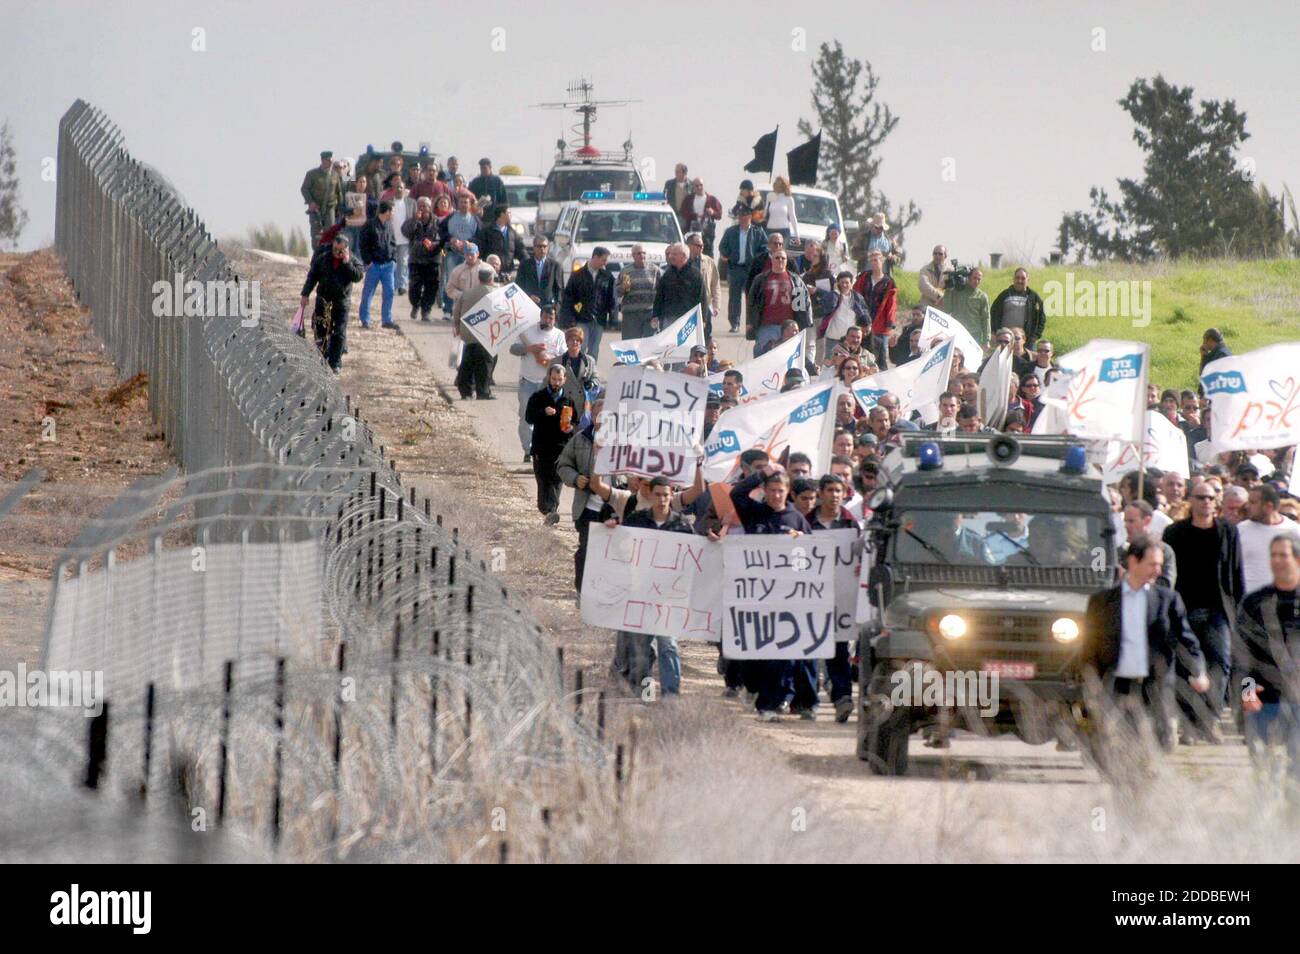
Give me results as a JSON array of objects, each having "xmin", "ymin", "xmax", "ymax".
[{"xmin": 857, "ymin": 433, "xmax": 1118, "ymax": 774}]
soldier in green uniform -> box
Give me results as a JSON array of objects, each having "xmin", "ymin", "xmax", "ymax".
[{"xmin": 301, "ymin": 150, "xmax": 343, "ymax": 245}]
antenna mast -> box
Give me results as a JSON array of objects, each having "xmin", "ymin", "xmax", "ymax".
[{"xmin": 534, "ymin": 78, "xmax": 639, "ymax": 153}]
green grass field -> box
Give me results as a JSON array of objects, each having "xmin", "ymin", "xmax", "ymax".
[{"xmin": 891, "ymin": 259, "xmax": 1300, "ymax": 390}]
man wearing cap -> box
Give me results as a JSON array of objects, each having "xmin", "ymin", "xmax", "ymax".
[
  {"xmin": 468, "ymin": 158, "xmax": 507, "ymax": 222},
  {"xmin": 560, "ymin": 247, "xmax": 616, "ymax": 361},
  {"xmin": 301, "ymin": 151, "xmax": 343, "ymax": 245},
  {"xmin": 863, "ymin": 212, "xmax": 899, "ymax": 275},
  {"xmin": 510, "ymin": 302, "xmax": 567, "ymax": 462},
  {"xmin": 299, "ymin": 233, "xmax": 364, "ymax": 371},
  {"xmin": 718, "ymin": 206, "xmax": 768, "ymax": 334}
]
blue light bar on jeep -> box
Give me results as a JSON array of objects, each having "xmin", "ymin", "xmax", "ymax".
[
  {"xmin": 632, "ymin": 191, "xmax": 665, "ymax": 201},
  {"xmin": 1061, "ymin": 445, "xmax": 1088, "ymax": 475},
  {"xmin": 580, "ymin": 191, "xmax": 615, "ymax": 201},
  {"xmin": 917, "ymin": 442, "xmax": 944, "ymax": 471}
]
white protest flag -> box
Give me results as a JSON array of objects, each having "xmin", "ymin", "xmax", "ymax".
[
  {"xmin": 594, "ymin": 364, "xmax": 707, "ymax": 481},
  {"xmin": 978, "ymin": 345, "xmax": 1013, "ymax": 430},
  {"xmin": 1201, "ymin": 343, "xmax": 1300, "ymax": 451},
  {"xmin": 850, "ymin": 338, "xmax": 955, "ymax": 425},
  {"xmin": 708, "ymin": 332, "xmax": 804, "ymax": 405},
  {"xmin": 458, "ymin": 282, "xmax": 540, "ymax": 356},
  {"xmin": 919, "ymin": 306, "xmax": 982, "ymax": 372},
  {"xmin": 1030, "ymin": 339, "xmax": 1147, "ymax": 444},
  {"xmin": 580, "ymin": 524, "xmax": 723, "ymax": 640},
  {"xmin": 1102, "ymin": 411, "xmax": 1189, "ymax": 482},
  {"xmin": 702, "ymin": 380, "xmax": 839, "ymax": 482},
  {"xmin": 610, "ymin": 304, "xmax": 705, "ymax": 366},
  {"xmin": 721, "ymin": 535, "xmax": 838, "ymax": 659}
]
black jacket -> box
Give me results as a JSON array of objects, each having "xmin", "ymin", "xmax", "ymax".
[
  {"xmin": 1235, "ymin": 586, "xmax": 1300, "ymax": 703},
  {"xmin": 516, "ymin": 255, "xmax": 564, "ymax": 307},
  {"xmin": 746, "ymin": 269, "xmax": 812, "ymax": 337},
  {"xmin": 622, "ymin": 507, "xmax": 694, "ymax": 535},
  {"xmin": 652, "ymin": 263, "xmax": 706, "ymax": 323},
  {"xmin": 990, "ymin": 286, "xmax": 1047, "ymax": 344},
  {"xmin": 561, "ymin": 265, "xmax": 617, "ymax": 328},
  {"xmin": 301, "ymin": 251, "xmax": 364, "ymax": 305},
  {"xmin": 479, "ymin": 224, "xmax": 526, "ymax": 278},
  {"xmin": 1083, "ymin": 582, "xmax": 1205, "ymax": 681},
  {"xmin": 401, "ymin": 215, "xmax": 442, "ymax": 266},
  {"xmin": 467, "ymin": 173, "xmax": 507, "ymax": 213},
  {"xmin": 524, "ymin": 385, "xmax": 575, "ymax": 456},
  {"xmin": 359, "ymin": 217, "xmax": 396, "ymax": 266},
  {"xmin": 730, "ymin": 472, "xmax": 813, "ymax": 535},
  {"xmin": 1162, "ymin": 517, "xmax": 1245, "ymax": 630}
]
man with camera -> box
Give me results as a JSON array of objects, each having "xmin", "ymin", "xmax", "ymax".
[
  {"xmin": 941, "ymin": 263, "xmax": 991, "ymax": 347},
  {"xmin": 917, "ymin": 245, "xmax": 948, "ymax": 307}
]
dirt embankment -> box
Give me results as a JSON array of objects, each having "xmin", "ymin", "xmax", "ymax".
[{"xmin": 0, "ymin": 250, "xmax": 176, "ymax": 666}]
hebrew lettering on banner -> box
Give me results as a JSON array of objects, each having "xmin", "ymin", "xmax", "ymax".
[
  {"xmin": 594, "ymin": 364, "xmax": 707, "ymax": 480},
  {"xmin": 580, "ymin": 524, "xmax": 722, "ymax": 640},
  {"xmin": 460, "ymin": 282, "xmax": 541, "ymax": 356},
  {"xmin": 721, "ymin": 536, "xmax": 840, "ymax": 659}
]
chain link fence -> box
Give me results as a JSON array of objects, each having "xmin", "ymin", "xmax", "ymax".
[{"xmin": 0, "ymin": 102, "xmax": 629, "ymax": 862}]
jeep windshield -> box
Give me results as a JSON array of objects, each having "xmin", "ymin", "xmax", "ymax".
[
  {"xmin": 576, "ymin": 210, "xmax": 679, "ymax": 244},
  {"xmin": 541, "ymin": 169, "xmax": 642, "ymax": 202},
  {"xmin": 893, "ymin": 510, "xmax": 1105, "ymax": 568}
]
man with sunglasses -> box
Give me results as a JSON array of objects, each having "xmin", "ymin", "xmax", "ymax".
[
  {"xmin": 1030, "ymin": 339, "xmax": 1059, "ymax": 385},
  {"xmin": 1163, "ymin": 479, "xmax": 1245, "ymax": 743}
]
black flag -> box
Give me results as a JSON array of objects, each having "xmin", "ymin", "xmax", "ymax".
[
  {"xmin": 786, "ymin": 132, "xmax": 820, "ymax": 186},
  {"xmin": 743, "ymin": 127, "xmax": 778, "ymax": 174}
]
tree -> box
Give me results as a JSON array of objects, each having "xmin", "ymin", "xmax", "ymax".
[
  {"xmin": 1058, "ymin": 75, "xmax": 1284, "ymax": 262},
  {"xmin": 798, "ymin": 41, "xmax": 921, "ymax": 264},
  {"xmin": 0, "ymin": 121, "xmax": 28, "ymax": 250},
  {"xmin": 248, "ymin": 223, "xmax": 309, "ymax": 257}
]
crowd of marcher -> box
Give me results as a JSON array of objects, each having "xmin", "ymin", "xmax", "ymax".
[{"xmin": 296, "ymin": 146, "xmax": 1300, "ymax": 775}]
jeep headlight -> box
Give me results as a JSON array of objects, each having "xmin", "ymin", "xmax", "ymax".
[
  {"xmin": 936, "ymin": 614, "xmax": 967, "ymax": 641},
  {"xmin": 1051, "ymin": 617, "xmax": 1080, "ymax": 643}
]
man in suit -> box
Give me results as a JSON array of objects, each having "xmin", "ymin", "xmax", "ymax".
[
  {"xmin": 516, "ymin": 236, "xmax": 563, "ymax": 307},
  {"xmin": 478, "ymin": 207, "xmax": 526, "ymax": 281},
  {"xmin": 717, "ymin": 207, "xmax": 767, "ymax": 333},
  {"xmin": 1083, "ymin": 534, "xmax": 1210, "ymax": 751},
  {"xmin": 560, "ymin": 246, "xmax": 616, "ymax": 361}
]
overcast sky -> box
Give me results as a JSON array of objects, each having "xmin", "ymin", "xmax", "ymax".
[{"xmin": 4, "ymin": 0, "xmax": 1297, "ymax": 269}]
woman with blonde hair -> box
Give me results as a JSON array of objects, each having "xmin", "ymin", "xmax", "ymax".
[{"xmin": 763, "ymin": 176, "xmax": 799, "ymax": 245}]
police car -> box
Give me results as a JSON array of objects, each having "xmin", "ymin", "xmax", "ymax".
[{"xmin": 548, "ymin": 191, "xmax": 684, "ymax": 278}]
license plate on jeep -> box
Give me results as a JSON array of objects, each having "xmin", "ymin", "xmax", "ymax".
[{"xmin": 983, "ymin": 660, "xmax": 1036, "ymax": 680}]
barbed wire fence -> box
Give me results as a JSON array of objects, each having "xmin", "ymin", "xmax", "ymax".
[{"xmin": 0, "ymin": 101, "xmax": 635, "ymax": 862}]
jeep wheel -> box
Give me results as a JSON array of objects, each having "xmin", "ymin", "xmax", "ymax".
[{"xmin": 860, "ymin": 704, "xmax": 911, "ymax": 775}]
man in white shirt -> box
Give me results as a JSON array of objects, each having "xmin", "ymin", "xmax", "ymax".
[
  {"xmin": 510, "ymin": 302, "xmax": 566, "ymax": 462},
  {"xmin": 1237, "ymin": 483, "xmax": 1300, "ymax": 596}
]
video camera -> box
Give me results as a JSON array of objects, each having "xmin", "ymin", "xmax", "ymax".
[{"xmin": 944, "ymin": 260, "xmax": 974, "ymax": 290}]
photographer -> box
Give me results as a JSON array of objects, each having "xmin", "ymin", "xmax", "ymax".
[{"xmin": 940, "ymin": 263, "xmax": 991, "ymax": 347}]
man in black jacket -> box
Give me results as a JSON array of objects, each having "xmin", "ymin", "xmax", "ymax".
[
  {"xmin": 717, "ymin": 208, "xmax": 768, "ymax": 333},
  {"xmin": 401, "ymin": 197, "xmax": 442, "ymax": 321},
  {"xmin": 560, "ymin": 247, "xmax": 616, "ymax": 361},
  {"xmin": 524, "ymin": 363, "xmax": 576, "ymax": 523},
  {"xmin": 516, "ymin": 236, "xmax": 563, "ymax": 306},
  {"xmin": 478, "ymin": 207, "xmax": 526, "ymax": 281},
  {"xmin": 1163, "ymin": 482, "xmax": 1245, "ymax": 741},
  {"xmin": 299, "ymin": 233, "xmax": 364, "ymax": 371},
  {"xmin": 1236, "ymin": 535, "xmax": 1300, "ymax": 772},
  {"xmin": 989, "ymin": 268, "xmax": 1047, "ymax": 346},
  {"xmin": 730, "ymin": 464, "xmax": 813, "ymax": 721},
  {"xmin": 652, "ymin": 243, "xmax": 707, "ymax": 338},
  {"xmin": 357, "ymin": 200, "xmax": 397, "ymax": 329},
  {"xmin": 467, "ymin": 157, "xmax": 508, "ymax": 221},
  {"xmin": 1083, "ymin": 534, "xmax": 1209, "ymax": 752}
]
